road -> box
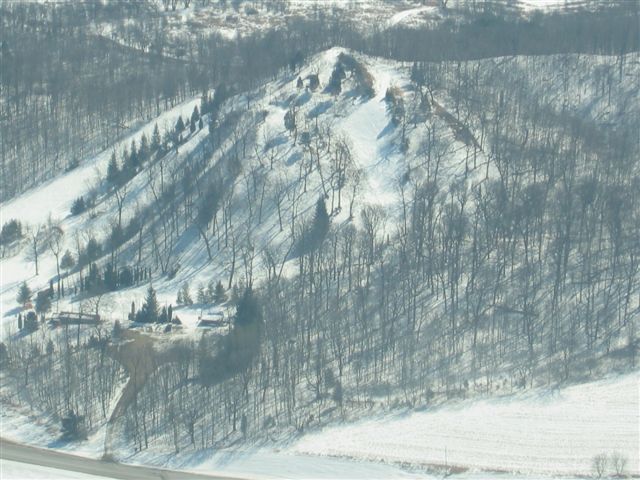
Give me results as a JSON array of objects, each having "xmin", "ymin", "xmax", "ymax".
[{"xmin": 0, "ymin": 438, "xmax": 246, "ymax": 480}]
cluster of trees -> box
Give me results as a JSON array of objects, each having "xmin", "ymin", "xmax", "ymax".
[
  {"xmin": 195, "ymin": 280, "xmax": 228, "ymax": 305},
  {"xmin": 2, "ymin": 323, "xmax": 125, "ymax": 439},
  {"xmin": 132, "ymin": 285, "xmax": 174, "ymax": 324},
  {"xmin": 0, "ymin": 219, "xmax": 23, "ymax": 257},
  {"xmin": 83, "ymin": 262, "xmax": 151, "ymax": 294}
]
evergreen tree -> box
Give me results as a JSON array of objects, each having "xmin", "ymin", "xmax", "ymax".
[
  {"xmin": 106, "ymin": 151, "xmax": 120, "ymax": 184},
  {"xmin": 225, "ymin": 288, "xmax": 263, "ymax": 373},
  {"xmin": 60, "ymin": 250, "xmax": 75, "ymax": 271},
  {"xmin": 176, "ymin": 115, "xmax": 185, "ymax": 133},
  {"xmin": 61, "ymin": 410, "xmax": 86, "ymax": 440},
  {"xmin": 200, "ymin": 92, "xmax": 210, "ymax": 115},
  {"xmin": 234, "ymin": 288, "xmax": 261, "ymax": 328},
  {"xmin": 191, "ymin": 105, "xmax": 200, "ymax": 125},
  {"xmin": 121, "ymin": 145, "xmax": 129, "ymax": 170},
  {"xmin": 70, "ymin": 196, "xmax": 86, "ymax": 216},
  {"xmin": 207, "ymin": 280, "xmax": 216, "ymax": 303},
  {"xmin": 138, "ymin": 133, "xmax": 149, "ymax": 162},
  {"xmin": 151, "ymin": 123, "xmax": 161, "ymax": 152},
  {"xmin": 197, "ymin": 283, "xmax": 207, "ymax": 304},
  {"xmin": 85, "ymin": 237, "xmax": 102, "ymax": 263},
  {"xmin": 139, "ymin": 285, "xmax": 159, "ymax": 323},
  {"xmin": 198, "ymin": 117, "xmax": 204, "ymax": 130},
  {"xmin": 327, "ymin": 63, "xmax": 345, "ymax": 95},
  {"xmin": 17, "ymin": 282, "xmax": 31, "ymax": 305},
  {"xmin": 127, "ymin": 139, "xmax": 138, "ymax": 174},
  {"xmin": 313, "ymin": 197, "xmax": 330, "ymax": 238},
  {"xmin": 284, "ymin": 108, "xmax": 296, "ymax": 134},
  {"xmin": 35, "ymin": 290, "xmax": 51, "ymax": 314},
  {"xmin": 213, "ymin": 280, "xmax": 227, "ymax": 304}
]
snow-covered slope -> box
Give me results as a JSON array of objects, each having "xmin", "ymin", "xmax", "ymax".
[
  {"xmin": 1, "ymin": 47, "xmax": 448, "ymax": 331},
  {"xmin": 2, "ymin": 47, "xmax": 639, "ymax": 334},
  {"xmin": 291, "ymin": 371, "xmax": 640, "ymax": 477}
]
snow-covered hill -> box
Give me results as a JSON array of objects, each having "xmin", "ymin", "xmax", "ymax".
[
  {"xmin": 1, "ymin": 43, "xmax": 638, "ymax": 479},
  {"xmin": 2, "ymin": 47, "xmax": 478, "ymax": 331}
]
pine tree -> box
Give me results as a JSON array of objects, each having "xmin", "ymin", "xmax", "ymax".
[
  {"xmin": 127, "ymin": 139, "xmax": 138, "ymax": 174},
  {"xmin": 213, "ymin": 280, "xmax": 227, "ymax": 304},
  {"xmin": 138, "ymin": 133, "xmax": 149, "ymax": 163},
  {"xmin": 35, "ymin": 290, "xmax": 51, "ymax": 314},
  {"xmin": 197, "ymin": 283, "xmax": 207, "ymax": 304},
  {"xmin": 234, "ymin": 288, "xmax": 261, "ymax": 327},
  {"xmin": 176, "ymin": 115, "xmax": 185, "ymax": 133},
  {"xmin": 122, "ymin": 145, "xmax": 129, "ymax": 170},
  {"xmin": 313, "ymin": 197, "xmax": 330, "ymax": 238},
  {"xmin": 70, "ymin": 196, "xmax": 86, "ymax": 216},
  {"xmin": 191, "ymin": 105, "xmax": 200, "ymax": 125},
  {"xmin": 107, "ymin": 151, "xmax": 120, "ymax": 184},
  {"xmin": 17, "ymin": 281, "xmax": 31, "ymax": 305},
  {"xmin": 328, "ymin": 63, "xmax": 345, "ymax": 95},
  {"xmin": 151, "ymin": 123, "xmax": 161, "ymax": 152},
  {"xmin": 140, "ymin": 285, "xmax": 159, "ymax": 323},
  {"xmin": 284, "ymin": 108, "xmax": 296, "ymax": 134},
  {"xmin": 207, "ymin": 280, "xmax": 215, "ymax": 303},
  {"xmin": 61, "ymin": 250, "xmax": 75, "ymax": 271}
]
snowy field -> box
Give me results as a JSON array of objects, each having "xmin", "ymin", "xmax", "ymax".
[{"xmin": 291, "ymin": 371, "xmax": 640, "ymax": 477}]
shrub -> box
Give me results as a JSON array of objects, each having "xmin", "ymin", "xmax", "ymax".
[
  {"xmin": 0, "ymin": 219, "xmax": 22, "ymax": 245},
  {"xmin": 70, "ymin": 196, "xmax": 86, "ymax": 216}
]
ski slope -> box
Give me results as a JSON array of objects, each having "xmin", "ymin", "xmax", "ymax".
[{"xmin": 291, "ymin": 371, "xmax": 640, "ymax": 477}]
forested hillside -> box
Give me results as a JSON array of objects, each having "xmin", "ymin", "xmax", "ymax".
[{"xmin": 0, "ymin": 1, "xmax": 638, "ymax": 476}]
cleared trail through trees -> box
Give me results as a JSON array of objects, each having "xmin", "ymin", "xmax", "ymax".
[{"xmin": 103, "ymin": 330, "xmax": 159, "ymax": 459}]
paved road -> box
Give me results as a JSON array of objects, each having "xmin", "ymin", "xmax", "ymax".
[{"xmin": 0, "ymin": 438, "xmax": 246, "ymax": 480}]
